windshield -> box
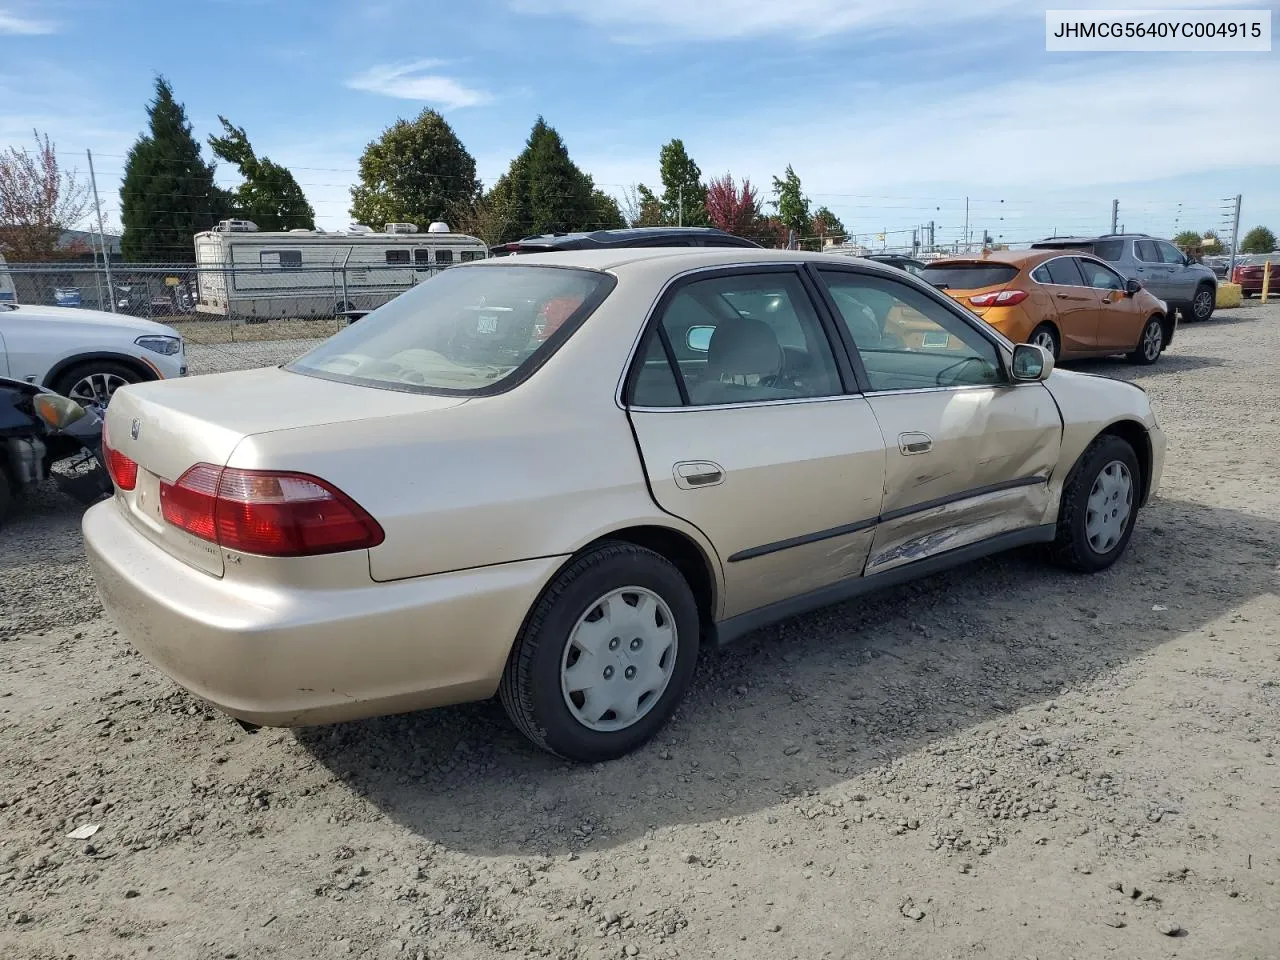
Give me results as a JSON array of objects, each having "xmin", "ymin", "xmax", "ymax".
[
  {"xmin": 288, "ymin": 265, "xmax": 614, "ymax": 395},
  {"xmin": 919, "ymin": 264, "xmax": 1019, "ymax": 290}
]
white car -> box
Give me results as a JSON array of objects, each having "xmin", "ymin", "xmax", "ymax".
[{"xmin": 0, "ymin": 302, "xmax": 187, "ymax": 407}]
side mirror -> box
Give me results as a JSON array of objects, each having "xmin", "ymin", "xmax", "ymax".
[
  {"xmin": 686, "ymin": 325, "xmax": 714, "ymax": 353},
  {"xmin": 33, "ymin": 392, "xmax": 88, "ymax": 432},
  {"xmin": 1125, "ymin": 278, "xmax": 1142, "ymax": 296},
  {"xmin": 1011, "ymin": 343, "xmax": 1054, "ymax": 382}
]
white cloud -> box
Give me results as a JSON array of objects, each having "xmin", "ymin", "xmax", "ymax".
[
  {"xmin": 510, "ymin": 0, "xmax": 1254, "ymax": 41},
  {"xmin": 346, "ymin": 60, "xmax": 492, "ymax": 109},
  {"xmin": 0, "ymin": 10, "xmax": 56, "ymax": 34}
]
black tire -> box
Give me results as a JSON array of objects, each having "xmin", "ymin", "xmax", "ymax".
[
  {"xmin": 1127, "ymin": 315, "xmax": 1164, "ymax": 365},
  {"xmin": 0, "ymin": 469, "xmax": 13, "ymax": 527},
  {"xmin": 51, "ymin": 360, "xmax": 144, "ymax": 409},
  {"xmin": 499, "ymin": 541, "xmax": 700, "ymax": 762},
  {"xmin": 1190, "ymin": 283, "xmax": 1215, "ymax": 322},
  {"xmin": 1028, "ymin": 322, "xmax": 1060, "ymax": 361},
  {"xmin": 1048, "ymin": 435, "xmax": 1142, "ymax": 573}
]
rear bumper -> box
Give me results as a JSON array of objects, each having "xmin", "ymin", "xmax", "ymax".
[{"xmin": 83, "ymin": 497, "xmax": 563, "ymax": 726}]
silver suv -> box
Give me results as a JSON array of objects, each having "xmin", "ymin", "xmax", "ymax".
[{"xmin": 1031, "ymin": 234, "xmax": 1217, "ymax": 322}]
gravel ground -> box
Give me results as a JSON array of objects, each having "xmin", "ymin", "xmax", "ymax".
[{"xmin": 2, "ymin": 303, "xmax": 1278, "ymax": 960}]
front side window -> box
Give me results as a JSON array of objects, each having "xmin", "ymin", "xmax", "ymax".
[
  {"xmin": 1078, "ymin": 258, "xmax": 1124, "ymax": 291},
  {"xmin": 1158, "ymin": 241, "xmax": 1186, "ymax": 265},
  {"xmin": 819, "ymin": 270, "xmax": 1003, "ymax": 391},
  {"xmin": 644, "ymin": 272, "xmax": 842, "ymax": 406},
  {"xmin": 289, "ymin": 265, "xmax": 613, "ymax": 395}
]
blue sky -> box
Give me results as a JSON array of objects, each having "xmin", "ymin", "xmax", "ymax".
[{"xmin": 3, "ymin": 0, "xmax": 1277, "ymax": 249}]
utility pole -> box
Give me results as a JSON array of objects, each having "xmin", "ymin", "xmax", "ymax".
[
  {"xmin": 1226, "ymin": 194, "xmax": 1243, "ymax": 279},
  {"xmin": 86, "ymin": 149, "xmax": 116, "ymax": 313},
  {"xmin": 1110, "ymin": 198, "xmax": 1119, "ymax": 233},
  {"xmin": 963, "ymin": 197, "xmax": 969, "ymax": 250}
]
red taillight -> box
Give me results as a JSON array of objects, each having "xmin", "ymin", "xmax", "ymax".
[
  {"xmin": 101, "ymin": 422, "xmax": 138, "ymax": 491},
  {"xmin": 969, "ymin": 289, "xmax": 1029, "ymax": 307},
  {"xmin": 160, "ymin": 464, "xmax": 384, "ymax": 557}
]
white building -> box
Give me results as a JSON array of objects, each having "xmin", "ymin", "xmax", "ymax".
[{"xmin": 193, "ymin": 220, "xmax": 487, "ymax": 319}]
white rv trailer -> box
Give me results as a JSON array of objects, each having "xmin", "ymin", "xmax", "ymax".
[{"xmin": 193, "ymin": 220, "xmax": 487, "ymax": 319}]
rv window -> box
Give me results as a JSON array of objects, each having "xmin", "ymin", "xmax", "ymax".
[
  {"xmin": 385, "ymin": 250, "xmax": 411, "ymax": 264},
  {"xmin": 460, "ymin": 250, "xmax": 483, "ymax": 262},
  {"xmin": 435, "ymin": 249, "xmax": 454, "ymax": 265},
  {"xmin": 413, "ymin": 249, "xmax": 431, "ymax": 266},
  {"xmin": 261, "ymin": 250, "xmax": 302, "ymax": 270}
]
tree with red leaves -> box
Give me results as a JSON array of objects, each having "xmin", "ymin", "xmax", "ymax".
[
  {"xmin": 704, "ymin": 173, "xmax": 761, "ymax": 239},
  {"xmin": 0, "ymin": 131, "xmax": 91, "ymax": 261}
]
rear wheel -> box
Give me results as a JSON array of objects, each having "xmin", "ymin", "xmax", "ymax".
[
  {"xmin": 1127, "ymin": 316, "xmax": 1164, "ymax": 365},
  {"xmin": 1191, "ymin": 284, "xmax": 1215, "ymax": 322},
  {"xmin": 52, "ymin": 361, "xmax": 144, "ymax": 411},
  {"xmin": 499, "ymin": 542, "xmax": 700, "ymax": 762},
  {"xmin": 1049, "ymin": 435, "xmax": 1141, "ymax": 573},
  {"xmin": 0, "ymin": 469, "xmax": 13, "ymax": 527},
  {"xmin": 1028, "ymin": 323, "xmax": 1060, "ymax": 360}
]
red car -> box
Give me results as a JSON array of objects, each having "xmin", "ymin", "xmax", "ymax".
[{"xmin": 1232, "ymin": 256, "xmax": 1276, "ymax": 297}]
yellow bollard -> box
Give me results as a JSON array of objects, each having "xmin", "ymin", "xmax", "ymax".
[{"xmin": 1263, "ymin": 260, "xmax": 1272, "ymax": 304}]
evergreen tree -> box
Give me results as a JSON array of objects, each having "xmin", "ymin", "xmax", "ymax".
[
  {"xmin": 209, "ymin": 118, "xmax": 315, "ymax": 231},
  {"xmin": 658, "ymin": 139, "xmax": 707, "ymax": 227},
  {"xmin": 120, "ymin": 77, "xmax": 229, "ymax": 261},
  {"xmin": 349, "ymin": 109, "xmax": 479, "ymax": 229},
  {"xmin": 487, "ymin": 118, "xmax": 603, "ymax": 242}
]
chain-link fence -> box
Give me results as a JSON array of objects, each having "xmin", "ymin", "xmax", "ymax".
[{"xmin": 0, "ymin": 260, "xmax": 454, "ymax": 343}]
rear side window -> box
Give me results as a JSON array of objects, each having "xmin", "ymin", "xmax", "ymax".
[
  {"xmin": 436, "ymin": 249, "xmax": 454, "ymax": 265},
  {"xmin": 918, "ymin": 264, "xmax": 1018, "ymax": 290},
  {"xmin": 289, "ymin": 265, "xmax": 614, "ymax": 396},
  {"xmin": 386, "ymin": 249, "xmax": 410, "ymax": 264},
  {"xmin": 1134, "ymin": 240, "xmax": 1161, "ymax": 263},
  {"xmin": 1043, "ymin": 257, "xmax": 1085, "ymax": 286},
  {"xmin": 1092, "ymin": 240, "xmax": 1123, "ymax": 261}
]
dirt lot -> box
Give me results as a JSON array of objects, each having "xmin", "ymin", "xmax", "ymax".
[{"xmin": 2, "ymin": 302, "xmax": 1278, "ymax": 960}]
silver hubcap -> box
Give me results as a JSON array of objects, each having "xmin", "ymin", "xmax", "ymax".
[
  {"xmin": 1193, "ymin": 290, "xmax": 1212, "ymax": 319},
  {"xmin": 1032, "ymin": 330, "xmax": 1056, "ymax": 354},
  {"xmin": 560, "ymin": 587, "xmax": 677, "ymax": 733},
  {"xmin": 1085, "ymin": 460, "xmax": 1133, "ymax": 554},
  {"xmin": 1142, "ymin": 321, "xmax": 1163, "ymax": 360},
  {"xmin": 69, "ymin": 372, "xmax": 130, "ymax": 410}
]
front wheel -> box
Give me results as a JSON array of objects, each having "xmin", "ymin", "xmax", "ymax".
[
  {"xmin": 1127, "ymin": 316, "xmax": 1164, "ymax": 365},
  {"xmin": 1049, "ymin": 435, "xmax": 1141, "ymax": 573},
  {"xmin": 499, "ymin": 542, "xmax": 700, "ymax": 762},
  {"xmin": 1191, "ymin": 284, "xmax": 1215, "ymax": 322},
  {"xmin": 52, "ymin": 361, "xmax": 143, "ymax": 410}
]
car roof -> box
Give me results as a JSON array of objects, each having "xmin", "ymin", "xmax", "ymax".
[
  {"xmin": 466, "ymin": 247, "xmax": 908, "ymax": 274},
  {"xmin": 496, "ymin": 226, "xmax": 760, "ymax": 250},
  {"xmin": 924, "ymin": 249, "xmax": 1069, "ymax": 268}
]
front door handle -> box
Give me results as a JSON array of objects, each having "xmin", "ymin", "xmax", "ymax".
[
  {"xmin": 674, "ymin": 460, "xmax": 724, "ymax": 489},
  {"xmin": 898, "ymin": 432, "xmax": 933, "ymax": 455},
  {"xmin": 1101, "ymin": 297, "xmax": 1113, "ymax": 304}
]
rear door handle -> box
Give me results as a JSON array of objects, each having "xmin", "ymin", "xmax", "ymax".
[
  {"xmin": 674, "ymin": 460, "xmax": 724, "ymax": 489},
  {"xmin": 898, "ymin": 432, "xmax": 933, "ymax": 455}
]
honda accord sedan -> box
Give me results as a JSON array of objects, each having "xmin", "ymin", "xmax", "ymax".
[{"xmin": 84, "ymin": 249, "xmax": 1165, "ymax": 762}]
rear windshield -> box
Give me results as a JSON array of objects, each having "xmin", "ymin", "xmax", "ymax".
[
  {"xmin": 288, "ymin": 265, "xmax": 614, "ymax": 395},
  {"xmin": 918, "ymin": 264, "xmax": 1019, "ymax": 290}
]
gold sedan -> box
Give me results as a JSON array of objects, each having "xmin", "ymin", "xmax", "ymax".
[{"xmin": 84, "ymin": 249, "xmax": 1165, "ymax": 762}]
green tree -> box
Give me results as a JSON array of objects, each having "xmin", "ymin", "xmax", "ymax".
[
  {"xmin": 1172, "ymin": 229, "xmax": 1203, "ymax": 248},
  {"xmin": 810, "ymin": 205, "xmax": 846, "ymax": 248},
  {"xmin": 1239, "ymin": 225, "xmax": 1277, "ymax": 254},
  {"xmin": 120, "ymin": 77, "xmax": 229, "ymax": 261},
  {"xmin": 208, "ymin": 118, "xmax": 315, "ymax": 231},
  {"xmin": 624, "ymin": 184, "xmax": 664, "ymax": 227},
  {"xmin": 770, "ymin": 165, "xmax": 810, "ymax": 241},
  {"xmin": 658, "ymin": 139, "xmax": 707, "ymax": 227},
  {"xmin": 591, "ymin": 189, "xmax": 626, "ymax": 230},
  {"xmin": 486, "ymin": 117, "xmax": 605, "ymax": 242},
  {"xmin": 350, "ymin": 109, "xmax": 479, "ymax": 230}
]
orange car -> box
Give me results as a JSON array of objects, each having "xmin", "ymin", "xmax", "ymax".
[{"xmin": 919, "ymin": 250, "xmax": 1173, "ymax": 364}]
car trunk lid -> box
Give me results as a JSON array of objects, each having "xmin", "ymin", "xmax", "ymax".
[
  {"xmin": 102, "ymin": 366, "xmax": 468, "ymax": 576},
  {"xmin": 918, "ymin": 261, "xmax": 1020, "ymax": 316}
]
